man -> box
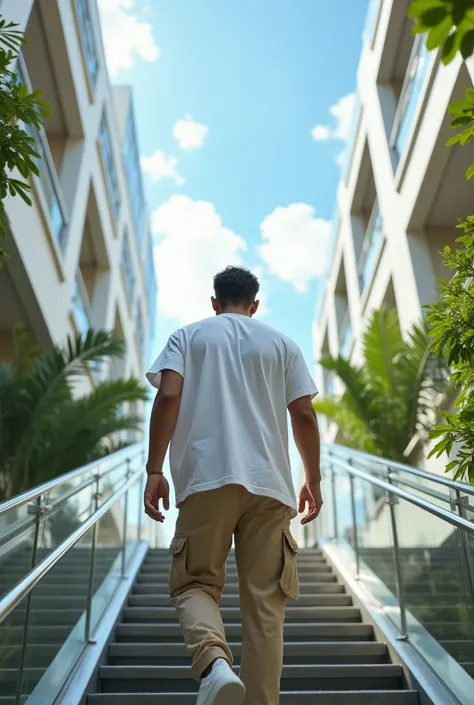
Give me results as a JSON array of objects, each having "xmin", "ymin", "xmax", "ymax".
[{"xmin": 145, "ymin": 266, "xmax": 323, "ymax": 705}]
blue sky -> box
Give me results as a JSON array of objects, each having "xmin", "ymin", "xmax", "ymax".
[{"xmin": 98, "ymin": 0, "xmax": 368, "ymax": 536}]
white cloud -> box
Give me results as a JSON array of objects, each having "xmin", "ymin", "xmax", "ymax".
[
  {"xmin": 311, "ymin": 125, "xmax": 331, "ymax": 141},
  {"xmin": 152, "ymin": 196, "xmax": 248, "ymax": 324},
  {"xmin": 141, "ymin": 151, "xmax": 184, "ymax": 185},
  {"xmin": 172, "ymin": 115, "xmax": 209, "ymax": 150},
  {"xmin": 97, "ymin": 0, "xmax": 160, "ymax": 77},
  {"xmin": 311, "ymin": 92, "xmax": 356, "ymax": 143},
  {"xmin": 258, "ymin": 203, "xmax": 332, "ymax": 293}
]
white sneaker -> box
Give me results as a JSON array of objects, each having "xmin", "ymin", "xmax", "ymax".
[{"xmin": 196, "ymin": 658, "xmax": 245, "ymax": 705}]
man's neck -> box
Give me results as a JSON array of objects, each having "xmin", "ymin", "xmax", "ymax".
[{"xmin": 220, "ymin": 307, "xmax": 250, "ymax": 316}]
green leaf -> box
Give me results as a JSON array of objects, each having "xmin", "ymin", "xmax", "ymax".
[
  {"xmin": 466, "ymin": 87, "xmax": 474, "ymax": 104},
  {"xmin": 446, "ymin": 133, "xmax": 463, "ymax": 145},
  {"xmin": 466, "ymin": 162, "xmax": 474, "ymax": 179},
  {"xmin": 441, "ymin": 31, "xmax": 460, "ymax": 64},
  {"xmin": 450, "ymin": 115, "xmax": 474, "ymax": 127},
  {"xmin": 408, "ymin": 0, "xmax": 445, "ymax": 20},
  {"xmin": 421, "ymin": 6, "xmax": 449, "ymax": 26},
  {"xmin": 461, "ymin": 29, "xmax": 474, "ymax": 58},
  {"xmin": 427, "ymin": 16, "xmax": 454, "ymax": 49}
]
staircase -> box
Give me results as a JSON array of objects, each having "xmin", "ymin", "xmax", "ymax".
[
  {"xmin": 0, "ymin": 547, "xmax": 119, "ymax": 698},
  {"xmin": 88, "ymin": 546, "xmax": 419, "ymax": 704},
  {"xmin": 359, "ymin": 546, "xmax": 474, "ymax": 677}
]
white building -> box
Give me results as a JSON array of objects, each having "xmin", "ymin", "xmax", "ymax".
[
  {"xmin": 298, "ymin": 0, "xmax": 474, "ymax": 547},
  {"xmin": 0, "ymin": 0, "xmax": 157, "ymax": 381},
  {"xmin": 0, "ymin": 0, "xmax": 159, "ymax": 543},
  {"xmin": 314, "ymin": 0, "xmax": 473, "ymax": 447}
]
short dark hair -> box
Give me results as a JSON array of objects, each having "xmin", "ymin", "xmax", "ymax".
[{"xmin": 213, "ymin": 266, "xmax": 260, "ymax": 306}]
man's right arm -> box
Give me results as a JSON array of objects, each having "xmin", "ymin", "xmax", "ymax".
[{"xmin": 288, "ymin": 395, "xmax": 323, "ymax": 524}]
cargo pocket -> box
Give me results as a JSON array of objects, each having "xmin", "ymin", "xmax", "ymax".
[
  {"xmin": 168, "ymin": 535, "xmax": 191, "ymax": 597},
  {"xmin": 280, "ymin": 528, "xmax": 299, "ymax": 600}
]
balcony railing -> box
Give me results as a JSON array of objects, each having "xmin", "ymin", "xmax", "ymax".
[
  {"xmin": 358, "ymin": 203, "xmax": 383, "ymax": 293},
  {"xmin": 390, "ymin": 35, "xmax": 431, "ymax": 160},
  {"xmin": 71, "ymin": 273, "xmax": 92, "ymax": 336},
  {"xmin": 75, "ymin": 0, "xmax": 99, "ymax": 86},
  {"xmin": 17, "ymin": 56, "xmax": 68, "ymax": 249}
]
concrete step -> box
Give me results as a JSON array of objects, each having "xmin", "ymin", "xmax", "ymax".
[
  {"xmin": 108, "ymin": 641, "xmax": 389, "ymax": 666},
  {"xmin": 5, "ymin": 608, "xmax": 83, "ymax": 627},
  {"xmin": 137, "ymin": 572, "xmax": 338, "ymax": 584},
  {"xmin": 133, "ymin": 580, "xmax": 345, "ymax": 595},
  {"xmin": 0, "ymin": 668, "xmax": 45, "ymax": 696},
  {"xmin": 122, "ymin": 606, "xmax": 362, "ymax": 624},
  {"xmin": 88, "ymin": 692, "xmax": 419, "ymax": 704},
  {"xmin": 424, "ymin": 622, "xmax": 470, "ymax": 640},
  {"xmin": 127, "ymin": 594, "xmax": 353, "ymax": 608},
  {"xmin": 139, "ymin": 564, "xmax": 333, "ymax": 575},
  {"xmin": 115, "ymin": 622, "xmax": 375, "ymax": 643},
  {"xmin": 440, "ymin": 640, "xmax": 474, "ymax": 662},
  {"xmin": 98, "ymin": 663, "xmax": 404, "ymax": 693},
  {"xmin": 2, "ymin": 625, "xmax": 72, "ymax": 644},
  {"xmin": 0, "ymin": 644, "xmax": 59, "ymax": 668}
]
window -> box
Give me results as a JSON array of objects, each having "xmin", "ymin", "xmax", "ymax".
[
  {"xmin": 364, "ymin": 0, "xmax": 381, "ymax": 46},
  {"xmin": 99, "ymin": 113, "xmax": 121, "ymax": 221},
  {"xmin": 123, "ymin": 108, "xmax": 145, "ymax": 245},
  {"xmin": 358, "ymin": 204, "xmax": 383, "ymax": 292},
  {"xmin": 391, "ymin": 36, "xmax": 431, "ymax": 159},
  {"xmin": 72, "ymin": 276, "xmax": 91, "ymax": 335},
  {"xmin": 121, "ymin": 231, "xmax": 135, "ymax": 303},
  {"xmin": 340, "ymin": 314, "xmax": 353, "ymax": 358},
  {"xmin": 75, "ymin": 0, "xmax": 99, "ymax": 86},
  {"xmin": 146, "ymin": 235, "xmax": 157, "ymax": 341},
  {"xmin": 136, "ymin": 306, "xmax": 145, "ymax": 360}
]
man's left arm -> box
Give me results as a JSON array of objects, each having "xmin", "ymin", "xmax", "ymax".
[{"xmin": 144, "ymin": 369, "xmax": 183, "ymax": 522}]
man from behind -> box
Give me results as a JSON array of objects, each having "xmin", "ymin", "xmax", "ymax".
[{"xmin": 144, "ymin": 266, "xmax": 323, "ymax": 705}]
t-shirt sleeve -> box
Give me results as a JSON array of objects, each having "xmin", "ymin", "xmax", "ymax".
[
  {"xmin": 285, "ymin": 346, "xmax": 319, "ymax": 406},
  {"xmin": 146, "ymin": 332, "xmax": 185, "ymax": 389}
]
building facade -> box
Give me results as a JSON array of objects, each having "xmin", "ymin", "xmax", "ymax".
[
  {"xmin": 0, "ymin": 0, "xmax": 159, "ymax": 544},
  {"xmin": 0, "ymin": 0, "xmax": 157, "ymax": 383},
  {"xmin": 314, "ymin": 0, "xmax": 473, "ymax": 442},
  {"xmin": 299, "ymin": 0, "xmax": 474, "ymax": 547}
]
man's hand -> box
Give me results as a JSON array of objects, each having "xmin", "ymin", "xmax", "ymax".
[
  {"xmin": 144, "ymin": 474, "xmax": 170, "ymax": 523},
  {"xmin": 298, "ymin": 482, "xmax": 323, "ymax": 525}
]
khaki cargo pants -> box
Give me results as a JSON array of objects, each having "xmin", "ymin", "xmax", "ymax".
[{"xmin": 168, "ymin": 484, "xmax": 299, "ymax": 705}]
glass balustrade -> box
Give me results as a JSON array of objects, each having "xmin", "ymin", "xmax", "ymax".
[
  {"xmin": 0, "ymin": 447, "xmax": 145, "ymax": 705},
  {"xmin": 320, "ymin": 448, "xmax": 474, "ymax": 704}
]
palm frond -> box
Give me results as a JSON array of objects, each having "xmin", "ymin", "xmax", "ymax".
[
  {"xmin": 313, "ymin": 397, "xmax": 376, "ymax": 454},
  {"xmin": 11, "ymin": 323, "xmax": 40, "ymax": 378},
  {"xmin": 319, "ymin": 355, "xmax": 375, "ymax": 427},
  {"xmin": 9, "ymin": 331, "xmax": 126, "ymax": 476}
]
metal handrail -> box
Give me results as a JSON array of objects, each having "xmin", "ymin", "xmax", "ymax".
[
  {"xmin": 324, "ymin": 442, "xmax": 474, "ymax": 497},
  {"xmin": 0, "ymin": 443, "xmax": 143, "ymax": 516},
  {"xmin": 324, "ymin": 454, "xmax": 474, "ymax": 536},
  {"xmin": 0, "ymin": 464, "xmax": 144, "ymax": 625}
]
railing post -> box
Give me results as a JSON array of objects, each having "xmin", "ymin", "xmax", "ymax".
[
  {"xmin": 16, "ymin": 494, "xmax": 50, "ymax": 705},
  {"xmin": 348, "ymin": 461, "xmax": 361, "ymax": 580},
  {"xmin": 84, "ymin": 472, "xmax": 101, "ymax": 644},
  {"xmin": 137, "ymin": 451, "xmax": 146, "ymax": 542},
  {"xmin": 386, "ymin": 469, "xmax": 408, "ymax": 641},
  {"xmin": 121, "ymin": 459, "xmax": 131, "ymax": 579},
  {"xmin": 331, "ymin": 465, "xmax": 338, "ymax": 542}
]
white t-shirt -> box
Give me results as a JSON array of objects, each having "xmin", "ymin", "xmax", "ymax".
[{"xmin": 146, "ymin": 314, "xmax": 318, "ymax": 517}]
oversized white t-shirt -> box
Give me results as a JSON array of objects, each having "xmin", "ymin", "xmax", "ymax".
[{"xmin": 146, "ymin": 314, "xmax": 318, "ymax": 517}]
